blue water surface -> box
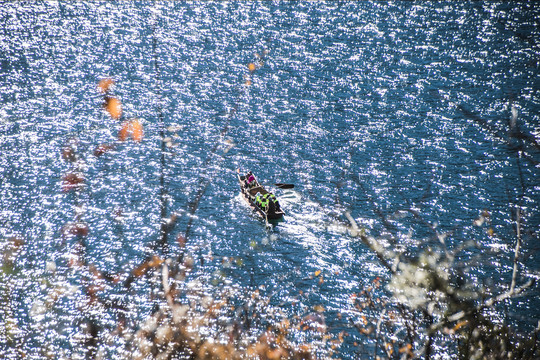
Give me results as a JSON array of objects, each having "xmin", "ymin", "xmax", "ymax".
[{"xmin": 1, "ymin": 2, "xmax": 539, "ymax": 359}]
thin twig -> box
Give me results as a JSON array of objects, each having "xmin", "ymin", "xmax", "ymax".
[
  {"xmin": 345, "ymin": 212, "xmax": 396, "ymax": 274},
  {"xmin": 510, "ymin": 207, "xmax": 522, "ymax": 295},
  {"xmin": 429, "ymin": 279, "xmax": 535, "ymax": 333},
  {"xmin": 151, "ymin": 20, "xmax": 169, "ymax": 254}
]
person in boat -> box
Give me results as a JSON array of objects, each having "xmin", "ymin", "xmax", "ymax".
[
  {"xmin": 268, "ymin": 193, "xmax": 280, "ymax": 211},
  {"xmin": 263, "ymin": 193, "xmax": 280, "ymax": 212},
  {"xmin": 245, "ymin": 171, "xmax": 256, "ymax": 188},
  {"xmin": 255, "ymin": 192, "xmax": 266, "ymax": 211},
  {"xmin": 255, "ymin": 192, "xmax": 269, "ymax": 212},
  {"xmin": 254, "ymin": 192, "xmax": 281, "ymax": 214}
]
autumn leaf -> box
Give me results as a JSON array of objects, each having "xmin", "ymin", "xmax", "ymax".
[
  {"xmin": 177, "ymin": 234, "xmax": 186, "ymax": 248},
  {"xmin": 62, "ymin": 222, "xmax": 89, "ymax": 237},
  {"xmin": 104, "ymin": 96, "xmax": 122, "ymax": 119},
  {"xmin": 62, "ymin": 146, "xmax": 77, "ymax": 162},
  {"xmin": 399, "ymin": 343, "xmax": 412, "ymax": 354},
  {"xmin": 131, "ymin": 255, "xmax": 163, "ymax": 278},
  {"xmin": 119, "ymin": 119, "xmax": 144, "ymax": 142},
  {"xmin": 148, "ymin": 255, "xmax": 164, "ymax": 268},
  {"xmin": 97, "ymin": 78, "xmax": 115, "ymax": 93},
  {"xmin": 94, "ymin": 143, "xmax": 115, "ymax": 157},
  {"xmin": 133, "ymin": 262, "xmax": 149, "ymax": 278},
  {"xmin": 386, "ymin": 342, "xmax": 394, "ymax": 355},
  {"xmin": 62, "ymin": 173, "xmax": 84, "ymax": 192},
  {"xmin": 359, "ymin": 327, "xmax": 373, "ymax": 335},
  {"xmin": 131, "ymin": 118, "xmax": 143, "ymax": 141},
  {"xmin": 118, "ymin": 121, "xmax": 129, "ymax": 141},
  {"xmin": 453, "ymin": 320, "xmax": 468, "ymax": 331}
]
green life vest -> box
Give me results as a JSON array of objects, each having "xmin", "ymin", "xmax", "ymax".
[{"xmin": 261, "ymin": 194, "xmax": 269, "ymax": 208}]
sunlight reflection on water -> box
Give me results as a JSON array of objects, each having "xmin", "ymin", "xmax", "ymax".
[{"xmin": 1, "ymin": 1, "xmax": 539, "ymax": 358}]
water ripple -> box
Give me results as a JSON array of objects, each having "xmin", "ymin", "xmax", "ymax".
[{"xmin": 1, "ymin": 2, "xmax": 539, "ymax": 358}]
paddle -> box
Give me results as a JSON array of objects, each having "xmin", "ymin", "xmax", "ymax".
[
  {"xmin": 274, "ymin": 183, "xmax": 294, "ymax": 189},
  {"xmin": 237, "ymin": 169, "xmax": 294, "ymax": 189}
]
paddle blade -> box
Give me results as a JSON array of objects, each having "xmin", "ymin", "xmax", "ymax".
[{"xmin": 275, "ymin": 183, "xmax": 294, "ymax": 189}]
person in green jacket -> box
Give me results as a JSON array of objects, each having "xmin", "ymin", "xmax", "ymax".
[
  {"xmin": 260, "ymin": 193, "xmax": 269, "ymax": 211},
  {"xmin": 267, "ymin": 193, "xmax": 280, "ymax": 211},
  {"xmin": 255, "ymin": 192, "xmax": 280, "ymax": 213},
  {"xmin": 255, "ymin": 192, "xmax": 265, "ymax": 211}
]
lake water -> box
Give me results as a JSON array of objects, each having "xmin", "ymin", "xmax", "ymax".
[{"xmin": 1, "ymin": 2, "xmax": 539, "ymax": 358}]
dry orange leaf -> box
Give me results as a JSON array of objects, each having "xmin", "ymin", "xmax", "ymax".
[
  {"xmin": 94, "ymin": 143, "xmax": 115, "ymax": 157},
  {"xmin": 133, "ymin": 256, "xmax": 163, "ymax": 278},
  {"xmin": 399, "ymin": 343, "xmax": 412, "ymax": 354},
  {"xmin": 248, "ymin": 63, "xmax": 256, "ymax": 72},
  {"xmin": 98, "ymin": 78, "xmax": 115, "ymax": 93},
  {"xmin": 298, "ymin": 344, "xmax": 311, "ymax": 356},
  {"xmin": 104, "ymin": 97, "xmax": 122, "ymax": 119},
  {"xmin": 132, "ymin": 119, "xmax": 143, "ymax": 141},
  {"xmin": 148, "ymin": 255, "xmax": 164, "ymax": 268},
  {"xmin": 177, "ymin": 234, "xmax": 186, "ymax": 248},
  {"xmin": 118, "ymin": 121, "xmax": 129, "ymax": 141},
  {"xmin": 62, "ymin": 222, "xmax": 89, "ymax": 237},
  {"xmin": 62, "ymin": 173, "xmax": 84, "ymax": 192},
  {"xmin": 361, "ymin": 315, "xmax": 368, "ymax": 325},
  {"xmin": 119, "ymin": 119, "xmax": 144, "ymax": 142},
  {"xmin": 133, "ymin": 263, "xmax": 149, "ymax": 277},
  {"xmin": 453, "ymin": 320, "xmax": 468, "ymax": 331},
  {"xmin": 359, "ymin": 327, "xmax": 373, "ymax": 335}
]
